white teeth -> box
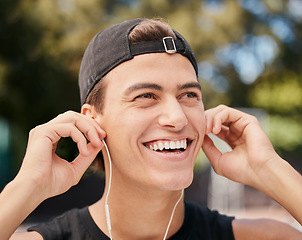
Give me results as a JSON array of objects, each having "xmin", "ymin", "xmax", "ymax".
[
  {"xmin": 179, "ymin": 140, "xmax": 183, "ymax": 148},
  {"xmin": 147, "ymin": 139, "xmax": 188, "ymax": 151},
  {"xmin": 181, "ymin": 140, "xmax": 187, "ymax": 149},
  {"xmin": 158, "ymin": 142, "xmax": 164, "ymax": 151},
  {"xmin": 153, "ymin": 144, "xmax": 158, "ymax": 151}
]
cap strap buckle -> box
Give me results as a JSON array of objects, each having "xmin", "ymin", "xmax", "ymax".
[{"xmin": 163, "ymin": 37, "xmax": 177, "ymax": 54}]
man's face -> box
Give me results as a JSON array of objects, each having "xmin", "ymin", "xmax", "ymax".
[{"xmin": 97, "ymin": 53, "xmax": 206, "ymax": 191}]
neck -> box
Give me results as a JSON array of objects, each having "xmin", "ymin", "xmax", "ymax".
[
  {"xmin": 90, "ymin": 181, "xmax": 185, "ymax": 240},
  {"xmin": 90, "ymin": 141, "xmax": 186, "ymax": 239}
]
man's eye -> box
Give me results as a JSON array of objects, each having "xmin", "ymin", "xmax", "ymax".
[
  {"xmin": 135, "ymin": 93, "xmax": 155, "ymax": 99},
  {"xmin": 183, "ymin": 92, "xmax": 198, "ymax": 98}
]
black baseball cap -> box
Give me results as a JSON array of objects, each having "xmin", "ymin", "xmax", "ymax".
[{"xmin": 78, "ymin": 18, "xmax": 198, "ymax": 106}]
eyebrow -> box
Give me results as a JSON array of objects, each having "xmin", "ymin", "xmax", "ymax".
[
  {"xmin": 179, "ymin": 82, "xmax": 202, "ymax": 91},
  {"xmin": 124, "ymin": 83, "xmax": 162, "ymax": 95},
  {"xmin": 124, "ymin": 81, "xmax": 201, "ymax": 95}
]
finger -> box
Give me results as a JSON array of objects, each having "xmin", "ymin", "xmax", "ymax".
[
  {"xmin": 71, "ymin": 142, "xmax": 104, "ymax": 182},
  {"xmin": 46, "ymin": 123, "xmax": 90, "ymax": 156},
  {"xmin": 205, "ymin": 105, "xmax": 228, "ymax": 134},
  {"xmin": 73, "ymin": 119, "xmax": 104, "ymax": 148},
  {"xmin": 77, "ymin": 114, "xmax": 106, "ymax": 140},
  {"xmin": 51, "ymin": 111, "xmax": 106, "ymax": 140},
  {"xmin": 211, "ymin": 108, "xmax": 234, "ymax": 135},
  {"xmin": 206, "ymin": 105, "xmax": 257, "ymax": 136},
  {"xmin": 202, "ymin": 135, "xmax": 223, "ymax": 174},
  {"xmin": 213, "ymin": 126, "xmax": 236, "ymax": 149},
  {"xmin": 205, "ymin": 109, "xmax": 214, "ymax": 135}
]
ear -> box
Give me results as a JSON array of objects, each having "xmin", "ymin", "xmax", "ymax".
[
  {"xmin": 81, "ymin": 104, "xmax": 102, "ymax": 122},
  {"xmin": 81, "ymin": 103, "xmax": 93, "ymax": 117}
]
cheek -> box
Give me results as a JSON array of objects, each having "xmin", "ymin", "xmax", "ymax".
[
  {"xmin": 102, "ymin": 109, "xmax": 153, "ymax": 145},
  {"xmin": 190, "ymin": 110, "xmax": 206, "ymax": 163},
  {"xmin": 188, "ymin": 106, "xmax": 206, "ymax": 132}
]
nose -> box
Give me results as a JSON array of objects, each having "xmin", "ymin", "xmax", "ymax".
[{"xmin": 158, "ymin": 98, "xmax": 188, "ymax": 131}]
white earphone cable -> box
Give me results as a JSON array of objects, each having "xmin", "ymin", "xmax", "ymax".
[
  {"xmin": 162, "ymin": 189, "xmax": 184, "ymax": 240},
  {"xmin": 101, "ymin": 139, "xmax": 184, "ymax": 240},
  {"xmin": 102, "ymin": 140, "xmax": 113, "ymax": 239}
]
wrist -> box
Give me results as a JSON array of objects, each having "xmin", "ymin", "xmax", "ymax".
[
  {"xmin": 11, "ymin": 173, "xmax": 49, "ymax": 204},
  {"xmin": 0, "ymin": 176, "xmax": 47, "ymax": 238},
  {"xmin": 253, "ymin": 156, "xmax": 288, "ymax": 196},
  {"xmin": 252, "ymin": 156, "xmax": 302, "ymax": 223}
]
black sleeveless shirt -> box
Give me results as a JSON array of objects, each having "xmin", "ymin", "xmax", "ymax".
[{"xmin": 28, "ymin": 202, "xmax": 235, "ymax": 240}]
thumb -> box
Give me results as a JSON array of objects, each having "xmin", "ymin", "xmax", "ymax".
[
  {"xmin": 71, "ymin": 142, "xmax": 103, "ymax": 182},
  {"xmin": 202, "ymin": 135, "xmax": 223, "ymax": 172}
]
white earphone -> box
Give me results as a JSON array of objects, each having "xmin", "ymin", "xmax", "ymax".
[{"xmin": 101, "ymin": 139, "xmax": 183, "ymax": 240}]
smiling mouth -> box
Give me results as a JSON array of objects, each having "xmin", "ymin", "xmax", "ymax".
[{"xmin": 144, "ymin": 138, "xmax": 191, "ymax": 154}]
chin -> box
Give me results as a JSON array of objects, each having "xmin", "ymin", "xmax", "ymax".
[{"xmin": 157, "ymin": 170, "xmax": 194, "ymax": 191}]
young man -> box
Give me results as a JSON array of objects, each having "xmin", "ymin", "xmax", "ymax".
[{"xmin": 1, "ymin": 18, "xmax": 301, "ymax": 240}]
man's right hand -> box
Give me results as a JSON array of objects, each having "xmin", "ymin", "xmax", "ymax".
[
  {"xmin": 0, "ymin": 111, "xmax": 106, "ymax": 240},
  {"xmin": 17, "ymin": 111, "xmax": 106, "ymax": 199}
]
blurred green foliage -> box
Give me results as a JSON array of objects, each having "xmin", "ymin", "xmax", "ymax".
[{"xmin": 0, "ymin": 0, "xmax": 301, "ymax": 175}]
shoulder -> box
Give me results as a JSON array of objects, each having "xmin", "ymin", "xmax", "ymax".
[
  {"xmin": 26, "ymin": 207, "xmax": 92, "ymax": 240},
  {"xmin": 185, "ymin": 201, "xmax": 235, "ymax": 225},
  {"xmin": 233, "ymin": 218, "xmax": 302, "ymax": 240},
  {"xmin": 9, "ymin": 208, "xmax": 88, "ymax": 240},
  {"xmin": 183, "ymin": 202, "xmax": 235, "ymax": 240},
  {"xmin": 10, "ymin": 231, "xmax": 43, "ymax": 240},
  {"xmin": 25, "ymin": 207, "xmax": 108, "ymax": 240}
]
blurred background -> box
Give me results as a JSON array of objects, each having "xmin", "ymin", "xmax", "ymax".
[{"xmin": 1, "ymin": 0, "xmax": 301, "ymax": 230}]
